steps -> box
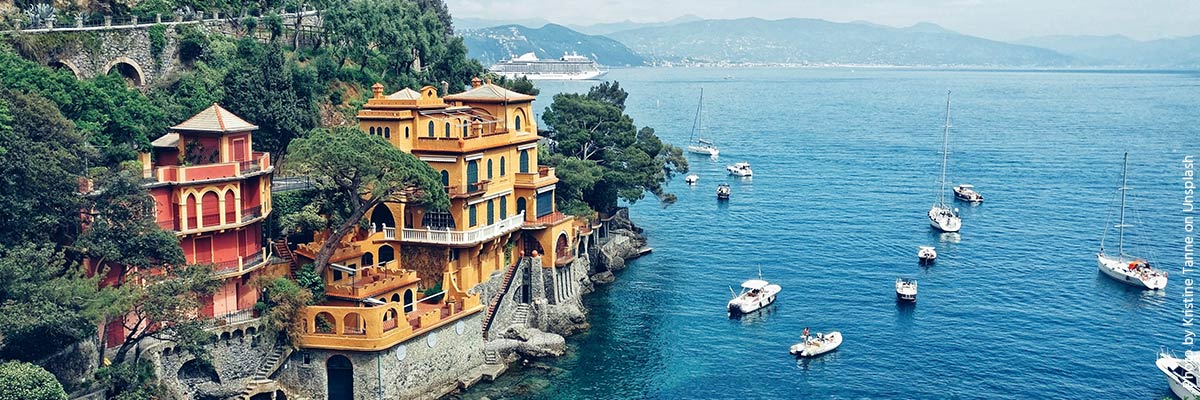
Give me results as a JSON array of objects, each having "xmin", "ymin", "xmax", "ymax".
[
  {"xmin": 234, "ymin": 345, "xmax": 292, "ymax": 400},
  {"xmin": 510, "ymin": 304, "xmax": 530, "ymax": 327},
  {"xmin": 273, "ymin": 239, "xmax": 298, "ymax": 271},
  {"xmin": 483, "ymin": 349, "xmax": 499, "ymax": 365},
  {"xmin": 481, "ymin": 258, "xmax": 526, "ymax": 339}
]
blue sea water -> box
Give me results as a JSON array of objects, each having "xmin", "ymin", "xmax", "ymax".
[{"xmin": 462, "ymin": 67, "xmax": 1200, "ymax": 399}]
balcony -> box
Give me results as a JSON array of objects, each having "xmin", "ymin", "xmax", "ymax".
[
  {"xmin": 524, "ymin": 211, "xmax": 571, "ymax": 229},
  {"xmin": 515, "ymin": 166, "xmax": 557, "ymax": 189},
  {"xmin": 211, "ymin": 248, "xmax": 268, "ymax": 278},
  {"xmin": 241, "ymin": 205, "xmax": 263, "ymax": 222},
  {"xmin": 412, "ymin": 122, "xmax": 535, "ymax": 154},
  {"xmin": 446, "ymin": 180, "xmax": 489, "ymax": 199},
  {"xmin": 382, "ymin": 212, "xmax": 524, "ymax": 246},
  {"xmin": 326, "ymin": 268, "xmax": 419, "ymax": 300},
  {"xmin": 148, "ymin": 152, "xmax": 271, "ymax": 184},
  {"xmin": 296, "ymin": 293, "xmax": 483, "ymax": 351}
]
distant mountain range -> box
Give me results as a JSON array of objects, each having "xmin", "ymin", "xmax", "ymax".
[
  {"xmin": 1014, "ymin": 35, "xmax": 1200, "ymax": 68},
  {"xmin": 461, "ymin": 24, "xmax": 644, "ymax": 66},
  {"xmin": 458, "ymin": 15, "xmax": 1200, "ymax": 68},
  {"xmin": 608, "ymin": 18, "xmax": 1074, "ymax": 67}
]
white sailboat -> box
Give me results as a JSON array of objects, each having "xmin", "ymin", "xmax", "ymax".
[
  {"xmin": 928, "ymin": 91, "xmax": 962, "ymax": 233},
  {"xmin": 686, "ymin": 89, "xmax": 719, "ymax": 157},
  {"xmin": 1097, "ymin": 153, "xmax": 1167, "ymax": 290}
]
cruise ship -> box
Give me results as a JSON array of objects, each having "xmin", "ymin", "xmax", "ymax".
[{"xmin": 489, "ymin": 52, "xmax": 607, "ymax": 80}]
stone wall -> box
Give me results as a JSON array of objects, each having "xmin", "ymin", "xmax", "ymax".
[
  {"xmin": 149, "ymin": 321, "xmax": 275, "ymax": 400},
  {"xmin": 273, "ymin": 311, "xmax": 485, "ymax": 400}
]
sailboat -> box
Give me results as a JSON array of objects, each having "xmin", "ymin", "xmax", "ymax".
[
  {"xmin": 686, "ymin": 89, "xmax": 719, "ymax": 157},
  {"xmin": 1097, "ymin": 153, "xmax": 1167, "ymax": 290},
  {"xmin": 928, "ymin": 91, "xmax": 962, "ymax": 233}
]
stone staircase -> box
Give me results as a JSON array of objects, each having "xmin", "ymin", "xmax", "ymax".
[
  {"xmin": 234, "ymin": 345, "xmax": 292, "ymax": 400},
  {"xmin": 510, "ymin": 304, "xmax": 531, "ymax": 327},
  {"xmin": 273, "ymin": 239, "xmax": 298, "ymax": 271},
  {"xmin": 483, "ymin": 349, "xmax": 499, "ymax": 365},
  {"xmin": 481, "ymin": 258, "xmax": 525, "ymax": 339}
]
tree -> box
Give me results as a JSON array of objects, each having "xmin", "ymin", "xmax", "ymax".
[
  {"xmin": 109, "ymin": 263, "xmax": 218, "ymax": 364},
  {"xmin": 75, "ymin": 165, "xmax": 185, "ymax": 270},
  {"xmin": 487, "ymin": 73, "xmax": 539, "ymax": 96},
  {"xmin": 286, "ymin": 127, "xmax": 449, "ymax": 273},
  {"xmin": 542, "ymin": 82, "xmax": 688, "ymax": 212},
  {"xmin": 253, "ymin": 275, "xmax": 313, "ymax": 345},
  {"xmin": 0, "ymin": 361, "xmax": 67, "ymax": 400},
  {"xmin": 222, "ymin": 40, "xmax": 318, "ymax": 160},
  {"xmin": 0, "ymin": 90, "xmax": 92, "ymax": 248}
]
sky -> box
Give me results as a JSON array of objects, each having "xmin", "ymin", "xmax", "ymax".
[{"xmin": 445, "ymin": 0, "xmax": 1200, "ymax": 41}]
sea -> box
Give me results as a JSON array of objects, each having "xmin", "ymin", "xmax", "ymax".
[{"xmin": 460, "ymin": 67, "xmax": 1200, "ymax": 399}]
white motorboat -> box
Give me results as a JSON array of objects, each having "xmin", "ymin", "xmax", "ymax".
[
  {"xmin": 953, "ymin": 184, "xmax": 984, "ymax": 203},
  {"xmin": 685, "ymin": 174, "xmax": 699, "ymax": 185},
  {"xmin": 896, "ymin": 277, "xmax": 917, "ymax": 302},
  {"xmin": 727, "ymin": 272, "xmax": 780, "ymax": 314},
  {"xmin": 727, "ymin": 162, "xmax": 753, "ymax": 177},
  {"xmin": 790, "ymin": 330, "xmax": 842, "ymax": 357},
  {"xmin": 1158, "ymin": 350, "xmax": 1200, "ymax": 399},
  {"xmin": 928, "ymin": 91, "xmax": 962, "ymax": 233},
  {"xmin": 918, "ymin": 246, "xmax": 937, "ymax": 264},
  {"xmin": 717, "ymin": 183, "xmax": 731, "ymax": 200},
  {"xmin": 686, "ymin": 89, "xmax": 720, "ymax": 157},
  {"xmin": 1097, "ymin": 153, "xmax": 1168, "ymax": 290}
]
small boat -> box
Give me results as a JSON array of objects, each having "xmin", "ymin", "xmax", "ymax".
[
  {"xmin": 1157, "ymin": 350, "xmax": 1200, "ymax": 399},
  {"xmin": 1097, "ymin": 153, "xmax": 1168, "ymax": 290},
  {"xmin": 727, "ymin": 271, "xmax": 780, "ymax": 314},
  {"xmin": 928, "ymin": 91, "xmax": 962, "ymax": 233},
  {"xmin": 953, "ymin": 184, "xmax": 983, "ymax": 203},
  {"xmin": 685, "ymin": 174, "xmax": 699, "ymax": 185},
  {"xmin": 717, "ymin": 183, "xmax": 731, "ymax": 200},
  {"xmin": 727, "ymin": 162, "xmax": 753, "ymax": 177},
  {"xmin": 686, "ymin": 89, "xmax": 720, "ymax": 157},
  {"xmin": 896, "ymin": 277, "xmax": 917, "ymax": 302},
  {"xmin": 918, "ymin": 246, "xmax": 937, "ymax": 264},
  {"xmin": 790, "ymin": 329, "xmax": 842, "ymax": 357}
]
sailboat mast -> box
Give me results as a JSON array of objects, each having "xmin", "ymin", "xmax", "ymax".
[
  {"xmin": 690, "ymin": 89, "xmax": 703, "ymax": 142},
  {"xmin": 1118, "ymin": 152, "xmax": 1129, "ymax": 257},
  {"xmin": 939, "ymin": 91, "xmax": 952, "ymax": 207}
]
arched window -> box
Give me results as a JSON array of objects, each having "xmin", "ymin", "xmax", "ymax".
[
  {"xmin": 469, "ymin": 204, "xmax": 477, "ymax": 227},
  {"xmin": 519, "ymin": 150, "xmax": 530, "ymax": 173},
  {"xmin": 515, "ymin": 115, "xmax": 523, "ymax": 132},
  {"xmin": 499, "ymin": 156, "xmax": 507, "ymax": 176},
  {"xmin": 384, "ymin": 127, "xmax": 391, "ymax": 139},
  {"xmin": 369, "ymin": 126, "xmax": 376, "ymax": 135},
  {"xmin": 440, "ymin": 170, "xmax": 449, "ymax": 187},
  {"xmin": 444, "ymin": 122, "xmax": 451, "ymax": 138},
  {"xmin": 427, "ymin": 121, "xmax": 435, "ymax": 137},
  {"xmin": 500, "ymin": 196, "xmax": 508, "ymax": 219},
  {"xmin": 516, "ymin": 197, "xmax": 526, "ymax": 217},
  {"xmin": 487, "ymin": 159, "xmax": 493, "ymax": 179},
  {"xmin": 466, "ymin": 160, "xmax": 479, "ymax": 192},
  {"xmin": 405, "ymin": 126, "xmax": 410, "ymax": 138},
  {"xmin": 487, "ymin": 199, "xmax": 495, "ymax": 225},
  {"xmin": 462, "ymin": 121, "xmax": 469, "ymax": 137}
]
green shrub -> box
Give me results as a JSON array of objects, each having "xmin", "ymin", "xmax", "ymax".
[
  {"xmin": 147, "ymin": 24, "xmax": 166, "ymax": 60},
  {"xmin": 0, "ymin": 361, "xmax": 67, "ymax": 400}
]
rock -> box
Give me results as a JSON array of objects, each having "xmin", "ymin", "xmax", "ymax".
[
  {"xmin": 590, "ymin": 270, "xmax": 615, "ymax": 284},
  {"xmin": 543, "ymin": 300, "xmax": 589, "ymax": 336},
  {"xmin": 514, "ymin": 330, "xmax": 565, "ymax": 358}
]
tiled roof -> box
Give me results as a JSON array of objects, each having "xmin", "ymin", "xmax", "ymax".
[
  {"xmin": 171, "ymin": 103, "xmax": 258, "ymax": 133},
  {"xmin": 445, "ymin": 83, "xmax": 535, "ymax": 102},
  {"xmin": 150, "ymin": 132, "xmax": 180, "ymax": 148},
  {"xmin": 386, "ymin": 88, "xmax": 422, "ymax": 100}
]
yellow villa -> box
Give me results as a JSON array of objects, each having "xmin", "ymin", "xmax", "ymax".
[{"xmin": 289, "ymin": 78, "xmax": 581, "ymax": 352}]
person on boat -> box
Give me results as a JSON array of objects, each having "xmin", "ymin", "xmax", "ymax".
[{"xmin": 803, "ymin": 327, "xmax": 809, "ymax": 339}]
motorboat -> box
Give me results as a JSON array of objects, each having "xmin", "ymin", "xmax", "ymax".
[
  {"xmin": 918, "ymin": 246, "xmax": 937, "ymax": 264},
  {"xmin": 685, "ymin": 174, "xmax": 699, "ymax": 185},
  {"xmin": 896, "ymin": 277, "xmax": 917, "ymax": 302},
  {"xmin": 928, "ymin": 91, "xmax": 961, "ymax": 233},
  {"xmin": 717, "ymin": 183, "xmax": 731, "ymax": 200},
  {"xmin": 790, "ymin": 330, "xmax": 842, "ymax": 357},
  {"xmin": 953, "ymin": 184, "xmax": 983, "ymax": 203},
  {"xmin": 727, "ymin": 272, "xmax": 780, "ymax": 314},
  {"xmin": 686, "ymin": 89, "xmax": 720, "ymax": 157},
  {"xmin": 727, "ymin": 162, "xmax": 753, "ymax": 177},
  {"xmin": 1158, "ymin": 350, "xmax": 1200, "ymax": 399},
  {"xmin": 1097, "ymin": 153, "xmax": 1168, "ymax": 290}
]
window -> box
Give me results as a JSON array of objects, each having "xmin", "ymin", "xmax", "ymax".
[
  {"xmin": 487, "ymin": 199, "xmax": 495, "ymax": 225},
  {"xmin": 515, "ymin": 115, "xmax": 522, "ymax": 132},
  {"xmin": 428, "ymin": 121, "xmax": 435, "ymax": 137},
  {"xmin": 384, "ymin": 127, "xmax": 391, "ymax": 138},
  {"xmin": 519, "ymin": 150, "xmax": 530, "ymax": 173},
  {"xmin": 440, "ymin": 170, "xmax": 449, "ymax": 187},
  {"xmin": 500, "ymin": 156, "xmax": 506, "ymax": 176},
  {"xmin": 462, "ymin": 122, "xmax": 468, "ymax": 137},
  {"xmin": 405, "ymin": 126, "xmax": 410, "ymax": 138},
  {"xmin": 449, "ymin": 249, "xmax": 460, "ymax": 261},
  {"xmin": 536, "ymin": 191, "xmax": 553, "ymax": 217},
  {"xmin": 370, "ymin": 126, "xmax": 376, "ymax": 135},
  {"xmin": 466, "ymin": 160, "xmax": 479, "ymax": 192},
  {"xmin": 469, "ymin": 204, "xmax": 477, "ymax": 227},
  {"xmin": 500, "ymin": 197, "xmax": 508, "ymax": 219},
  {"xmin": 487, "ymin": 159, "xmax": 493, "ymax": 179},
  {"xmin": 444, "ymin": 122, "xmax": 451, "ymax": 138},
  {"xmin": 333, "ymin": 270, "xmax": 343, "ymax": 281},
  {"xmin": 421, "ymin": 211, "xmax": 456, "ymax": 229}
]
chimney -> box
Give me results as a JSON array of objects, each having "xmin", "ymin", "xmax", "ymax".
[
  {"xmin": 371, "ymin": 83, "xmax": 384, "ymax": 99},
  {"xmin": 440, "ymin": 81, "xmax": 449, "ymax": 97},
  {"xmin": 470, "ymin": 77, "xmax": 482, "ymax": 88}
]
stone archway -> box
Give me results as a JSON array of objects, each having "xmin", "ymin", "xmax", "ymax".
[
  {"xmin": 48, "ymin": 59, "xmax": 81, "ymax": 79},
  {"xmin": 103, "ymin": 57, "xmax": 146, "ymax": 87},
  {"xmin": 326, "ymin": 355, "xmax": 353, "ymax": 400}
]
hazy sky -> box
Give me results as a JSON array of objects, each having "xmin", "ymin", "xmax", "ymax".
[{"xmin": 445, "ymin": 0, "xmax": 1200, "ymax": 41}]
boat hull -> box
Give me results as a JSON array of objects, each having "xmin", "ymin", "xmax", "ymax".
[
  {"xmin": 896, "ymin": 292, "xmax": 917, "ymax": 302},
  {"xmin": 928, "ymin": 207, "xmax": 961, "ymax": 232},
  {"xmin": 1157, "ymin": 356, "xmax": 1200, "ymax": 399},
  {"xmin": 728, "ymin": 285, "xmax": 780, "ymax": 314},
  {"xmin": 688, "ymin": 146, "xmax": 719, "ymax": 157},
  {"xmin": 954, "ymin": 192, "xmax": 983, "ymax": 203},
  {"xmin": 493, "ymin": 70, "xmax": 607, "ymax": 81},
  {"xmin": 790, "ymin": 332, "xmax": 843, "ymax": 357},
  {"xmin": 1098, "ymin": 254, "xmax": 1167, "ymax": 290}
]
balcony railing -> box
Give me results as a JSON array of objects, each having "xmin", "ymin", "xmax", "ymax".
[
  {"xmin": 446, "ymin": 180, "xmax": 489, "ymax": 198},
  {"xmin": 326, "ymin": 269, "xmax": 419, "ymax": 299},
  {"xmin": 515, "ymin": 166, "xmax": 556, "ymax": 187},
  {"xmin": 382, "ymin": 212, "xmax": 524, "ymax": 246},
  {"xmin": 211, "ymin": 248, "xmax": 268, "ymax": 277},
  {"xmin": 148, "ymin": 152, "xmax": 270, "ymax": 184},
  {"xmin": 296, "ymin": 293, "xmax": 483, "ymax": 351},
  {"xmin": 241, "ymin": 205, "xmax": 263, "ymax": 222}
]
